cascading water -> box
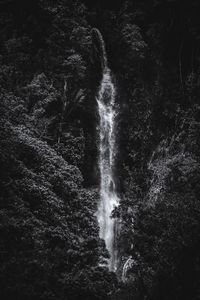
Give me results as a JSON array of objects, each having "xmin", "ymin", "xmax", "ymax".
[{"xmin": 94, "ymin": 29, "xmax": 119, "ymax": 272}]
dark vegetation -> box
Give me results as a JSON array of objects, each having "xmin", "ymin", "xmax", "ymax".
[{"xmin": 1, "ymin": 0, "xmax": 200, "ymax": 299}]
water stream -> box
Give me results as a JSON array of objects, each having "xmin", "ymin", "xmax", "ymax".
[{"xmin": 94, "ymin": 29, "xmax": 119, "ymax": 272}]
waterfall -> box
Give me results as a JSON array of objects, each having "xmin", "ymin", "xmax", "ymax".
[{"xmin": 94, "ymin": 29, "xmax": 119, "ymax": 272}]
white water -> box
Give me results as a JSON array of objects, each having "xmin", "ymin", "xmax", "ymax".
[{"xmin": 95, "ymin": 29, "xmax": 119, "ymax": 272}]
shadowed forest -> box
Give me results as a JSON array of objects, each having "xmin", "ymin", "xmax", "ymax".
[{"xmin": 1, "ymin": 0, "xmax": 200, "ymax": 299}]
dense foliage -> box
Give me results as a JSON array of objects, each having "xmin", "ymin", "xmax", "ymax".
[
  {"xmin": 1, "ymin": 0, "xmax": 200, "ymax": 299},
  {"xmin": 0, "ymin": 1, "xmax": 117, "ymax": 299}
]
